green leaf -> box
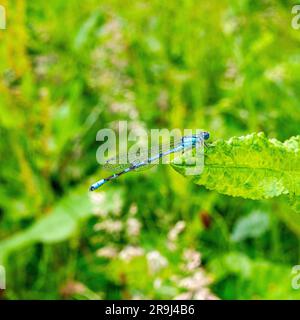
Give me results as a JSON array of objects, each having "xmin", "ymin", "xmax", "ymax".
[
  {"xmin": 209, "ymin": 252, "xmax": 253, "ymax": 279},
  {"xmin": 0, "ymin": 188, "xmax": 123, "ymax": 263},
  {"xmin": 172, "ymin": 133, "xmax": 300, "ymax": 200},
  {"xmin": 289, "ymin": 196, "xmax": 300, "ymax": 213},
  {"xmin": 231, "ymin": 211, "xmax": 270, "ymax": 242},
  {"xmin": 208, "ymin": 252, "xmax": 300, "ymax": 299}
]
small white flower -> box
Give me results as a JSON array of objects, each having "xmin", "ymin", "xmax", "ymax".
[
  {"xmin": 96, "ymin": 246, "xmax": 118, "ymax": 259},
  {"xmin": 90, "ymin": 191, "xmax": 123, "ymax": 217},
  {"xmin": 179, "ymin": 271, "xmax": 210, "ymax": 291},
  {"xmin": 94, "ymin": 219, "xmax": 123, "ymax": 233},
  {"xmin": 127, "ymin": 218, "xmax": 141, "ymax": 237},
  {"xmin": 153, "ymin": 278, "xmax": 162, "ymax": 289},
  {"xmin": 174, "ymin": 292, "xmax": 193, "ymax": 300},
  {"xmin": 90, "ymin": 193, "xmax": 108, "ymax": 217},
  {"xmin": 167, "ymin": 221, "xmax": 186, "ymax": 250},
  {"xmin": 89, "ymin": 192, "xmax": 106, "ymax": 205},
  {"xmin": 183, "ymin": 249, "xmax": 201, "ymax": 271},
  {"xmin": 146, "ymin": 251, "xmax": 168, "ymax": 274},
  {"xmin": 132, "ymin": 294, "xmax": 146, "ymax": 300},
  {"xmin": 194, "ymin": 288, "xmax": 218, "ymax": 300},
  {"xmin": 168, "ymin": 221, "xmax": 186, "ymax": 242},
  {"xmin": 119, "ymin": 246, "xmax": 144, "ymax": 262}
]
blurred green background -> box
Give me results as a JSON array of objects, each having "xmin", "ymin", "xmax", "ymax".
[{"xmin": 0, "ymin": 0, "xmax": 300, "ymax": 299}]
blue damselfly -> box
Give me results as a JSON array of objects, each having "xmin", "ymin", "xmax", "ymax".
[{"xmin": 89, "ymin": 131, "xmax": 210, "ymax": 191}]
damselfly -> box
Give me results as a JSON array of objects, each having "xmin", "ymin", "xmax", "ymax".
[{"xmin": 89, "ymin": 131, "xmax": 210, "ymax": 191}]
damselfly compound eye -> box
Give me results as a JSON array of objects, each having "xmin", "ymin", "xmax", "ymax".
[{"xmin": 203, "ymin": 132, "xmax": 210, "ymax": 140}]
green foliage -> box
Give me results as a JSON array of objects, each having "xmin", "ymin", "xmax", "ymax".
[
  {"xmin": 0, "ymin": 187, "xmax": 124, "ymax": 264},
  {"xmin": 0, "ymin": 189, "xmax": 92, "ymax": 263},
  {"xmin": 1, "ymin": 0, "xmax": 300, "ymax": 300},
  {"xmin": 231, "ymin": 211, "xmax": 270, "ymax": 242},
  {"xmin": 173, "ymin": 133, "xmax": 300, "ymax": 202},
  {"xmin": 209, "ymin": 252, "xmax": 299, "ymax": 299}
]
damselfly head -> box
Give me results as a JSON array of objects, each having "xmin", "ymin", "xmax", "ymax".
[
  {"xmin": 194, "ymin": 131, "xmax": 210, "ymax": 140},
  {"xmin": 202, "ymin": 131, "xmax": 210, "ymax": 140}
]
